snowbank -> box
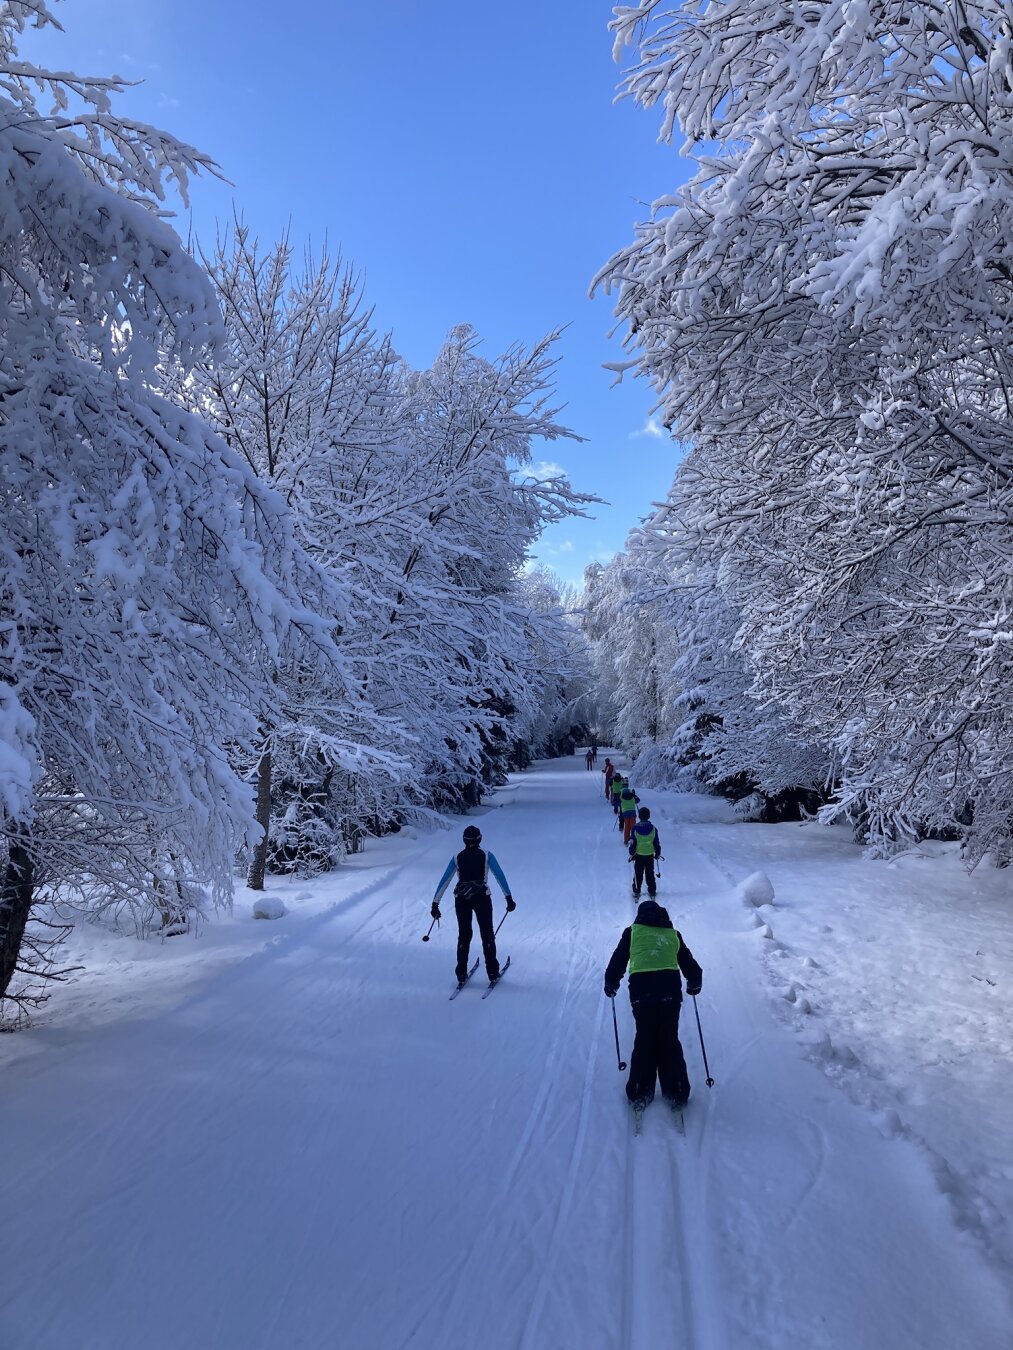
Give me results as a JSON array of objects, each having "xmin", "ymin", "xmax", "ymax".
[{"xmin": 252, "ymin": 896, "xmax": 287, "ymax": 920}]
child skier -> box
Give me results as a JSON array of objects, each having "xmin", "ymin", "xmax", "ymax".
[
  {"xmin": 619, "ymin": 781, "xmax": 640, "ymax": 844},
  {"xmin": 604, "ymin": 900, "xmax": 702, "ymax": 1111},
  {"xmin": 628, "ymin": 806, "xmax": 661, "ymax": 897},
  {"xmin": 431, "ymin": 825, "xmax": 515, "ymax": 988},
  {"xmin": 610, "ymin": 773, "xmax": 625, "ymax": 815}
]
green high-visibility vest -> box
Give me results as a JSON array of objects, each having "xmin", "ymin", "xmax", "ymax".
[
  {"xmin": 619, "ymin": 789, "xmax": 637, "ymax": 815},
  {"xmin": 611, "ymin": 778, "xmax": 624, "ymax": 799},
  {"xmin": 633, "ymin": 825, "xmax": 657, "ymax": 857},
  {"xmin": 628, "ymin": 923, "xmax": 681, "ymax": 974}
]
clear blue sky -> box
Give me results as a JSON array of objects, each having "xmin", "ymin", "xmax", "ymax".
[{"xmin": 29, "ymin": 1, "xmax": 692, "ymax": 586}]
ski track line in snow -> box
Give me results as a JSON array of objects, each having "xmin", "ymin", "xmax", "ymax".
[
  {"xmin": 517, "ymin": 994, "xmax": 605, "ymax": 1350},
  {"xmin": 409, "ymin": 794, "xmax": 610, "ymax": 1350}
]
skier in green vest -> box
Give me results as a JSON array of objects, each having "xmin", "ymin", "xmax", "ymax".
[
  {"xmin": 609, "ymin": 772, "xmax": 625, "ymax": 816},
  {"xmin": 628, "ymin": 806, "xmax": 661, "ymax": 897},
  {"xmin": 619, "ymin": 781, "xmax": 640, "ymax": 845},
  {"xmin": 604, "ymin": 899, "xmax": 702, "ymax": 1110}
]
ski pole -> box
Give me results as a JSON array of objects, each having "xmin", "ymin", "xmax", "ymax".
[
  {"xmin": 611, "ymin": 996, "xmax": 627, "ymax": 1072},
  {"xmin": 493, "ymin": 907, "xmax": 511, "ymax": 938},
  {"xmin": 691, "ymin": 994, "xmax": 715, "ymax": 1086},
  {"xmin": 422, "ymin": 913, "xmax": 439, "ymax": 942}
]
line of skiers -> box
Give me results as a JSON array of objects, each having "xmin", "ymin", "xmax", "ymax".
[
  {"xmin": 428, "ymin": 750, "xmax": 705, "ymax": 1118},
  {"xmin": 599, "ymin": 756, "xmax": 700, "ymax": 1108}
]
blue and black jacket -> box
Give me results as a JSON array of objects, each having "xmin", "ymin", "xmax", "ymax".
[{"xmin": 433, "ymin": 846, "xmax": 511, "ymax": 905}]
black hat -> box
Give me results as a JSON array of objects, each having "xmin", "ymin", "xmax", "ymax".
[
  {"xmin": 463, "ymin": 825, "xmax": 482, "ymax": 845},
  {"xmin": 638, "ymin": 806, "xmax": 650, "ymax": 821}
]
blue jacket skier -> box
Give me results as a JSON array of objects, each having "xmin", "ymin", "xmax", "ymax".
[{"xmin": 431, "ymin": 825, "xmax": 514, "ymax": 986}]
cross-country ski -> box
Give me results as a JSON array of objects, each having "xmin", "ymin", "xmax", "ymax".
[{"xmin": 481, "ymin": 954, "xmax": 511, "ymax": 998}]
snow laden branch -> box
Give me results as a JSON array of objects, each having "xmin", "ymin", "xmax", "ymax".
[
  {"xmin": 594, "ymin": 0, "xmax": 1013, "ymax": 862},
  {"xmin": 0, "ymin": 5, "xmax": 337, "ymax": 1013},
  {"xmin": 185, "ymin": 228, "xmax": 596, "ymax": 881}
]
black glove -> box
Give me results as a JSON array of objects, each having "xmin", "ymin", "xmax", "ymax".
[
  {"xmin": 686, "ymin": 983, "xmax": 701, "ymax": 997},
  {"xmin": 505, "ymin": 895, "xmax": 516, "ymax": 912},
  {"xmin": 431, "ymin": 902, "xmax": 441, "ymax": 921},
  {"xmin": 604, "ymin": 983, "xmax": 618, "ymax": 999}
]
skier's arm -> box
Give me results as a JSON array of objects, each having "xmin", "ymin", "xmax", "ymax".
[
  {"xmin": 676, "ymin": 936, "xmax": 703, "ymax": 995},
  {"xmin": 486, "ymin": 851, "xmax": 512, "ymax": 901},
  {"xmin": 604, "ymin": 928, "xmax": 632, "ymax": 996},
  {"xmin": 432, "ymin": 857, "xmax": 457, "ymax": 907}
]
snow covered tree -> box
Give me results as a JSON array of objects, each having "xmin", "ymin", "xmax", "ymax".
[
  {"xmin": 598, "ymin": 0, "xmax": 1013, "ymax": 861},
  {"xmin": 189, "ymin": 238, "xmax": 593, "ymax": 872},
  {"xmin": 0, "ymin": 3, "xmax": 336, "ymax": 1011},
  {"xmin": 185, "ymin": 223, "xmax": 411, "ymax": 882}
]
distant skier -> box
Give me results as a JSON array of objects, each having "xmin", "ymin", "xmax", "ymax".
[
  {"xmin": 628, "ymin": 806, "xmax": 661, "ymax": 898},
  {"xmin": 604, "ymin": 900, "xmax": 702, "ymax": 1111},
  {"xmin": 619, "ymin": 781, "xmax": 640, "ymax": 844},
  {"xmin": 591, "ymin": 742, "xmax": 599, "ymax": 764},
  {"xmin": 610, "ymin": 773, "xmax": 625, "ymax": 815},
  {"xmin": 585, "ymin": 748, "xmax": 594, "ymax": 770},
  {"xmin": 431, "ymin": 825, "xmax": 515, "ymax": 988},
  {"xmin": 602, "ymin": 758, "xmax": 615, "ymax": 800}
]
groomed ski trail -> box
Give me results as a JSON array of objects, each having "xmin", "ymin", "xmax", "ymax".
[{"xmin": 1, "ymin": 758, "xmax": 1009, "ymax": 1350}]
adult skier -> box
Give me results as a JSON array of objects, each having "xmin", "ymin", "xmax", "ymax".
[
  {"xmin": 604, "ymin": 900, "xmax": 702, "ymax": 1111},
  {"xmin": 628, "ymin": 806, "xmax": 661, "ymax": 897},
  {"xmin": 431, "ymin": 825, "xmax": 515, "ymax": 988},
  {"xmin": 619, "ymin": 781, "xmax": 640, "ymax": 844},
  {"xmin": 585, "ymin": 748, "xmax": 594, "ymax": 770},
  {"xmin": 602, "ymin": 758, "xmax": 615, "ymax": 800}
]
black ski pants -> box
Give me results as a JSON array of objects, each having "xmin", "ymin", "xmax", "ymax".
[
  {"xmin": 626, "ymin": 997, "xmax": 690, "ymax": 1107},
  {"xmin": 455, "ymin": 884, "xmax": 500, "ymax": 983},
  {"xmin": 632, "ymin": 856, "xmax": 657, "ymax": 897}
]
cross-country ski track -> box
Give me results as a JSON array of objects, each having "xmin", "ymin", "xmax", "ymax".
[{"xmin": 2, "ymin": 756, "xmax": 1009, "ymax": 1350}]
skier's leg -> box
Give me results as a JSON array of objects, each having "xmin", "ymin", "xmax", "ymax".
[
  {"xmin": 474, "ymin": 887, "xmax": 500, "ymax": 980},
  {"xmin": 454, "ymin": 891, "xmax": 474, "ymax": 984},
  {"xmin": 657, "ymin": 1000, "xmax": 691, "ymax": 1106},
  {"xmin": 632, "ymin": 856, "xmax": 645, "ymax": 896},
  {"xmin": 645, "ymin": 857, "xmax": 656, "ymax": 897},
  {"xmin": 626, "ymin": 1001, "xmax": 660, "ymax": 1105}
]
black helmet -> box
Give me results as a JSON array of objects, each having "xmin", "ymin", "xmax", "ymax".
[
  {"xmin": 638, "ymin": 806, "xmax": 650, "ymax": 821},
  {"xmin": 463, "ymin": 825, "xmax": 482, "ymax": 845}
]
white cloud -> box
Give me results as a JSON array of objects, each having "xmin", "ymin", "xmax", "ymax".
[
  {"xmin": 527, "ymin": 459, "xmax": 567, "ymax": 481},
  {"xmin": 629, "ymin": 417, "xmax": 666, "ymax": 441}
]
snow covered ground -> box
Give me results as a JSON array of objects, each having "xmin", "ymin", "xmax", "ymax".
[{"xmin": 2, "ymin": 756, "xmax": 1010, "ymax": 1350}]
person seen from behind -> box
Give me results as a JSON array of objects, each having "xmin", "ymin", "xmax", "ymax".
[
  {"xmin": 619, "ymin": 781, "xmax": 640, "ymax": 844},
  {"xmin": 431, "ymin": 825, "xmax": 515, "ymax": 987},
  {"xmin": 604, "ymin": 900, "xmax": 702, "ymax": 1110},
  {"xmin": 629, "ymin": 806, "xmax": 661, "ymax": 897}
]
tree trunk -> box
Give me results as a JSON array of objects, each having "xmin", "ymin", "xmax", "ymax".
[
  {"xmin": 0, "ymin": 822, "xmax": 34, "ymax": 1000},
  {"xmin": 246, "ymin": 748, "xmax": 272, "ymax": 890}
]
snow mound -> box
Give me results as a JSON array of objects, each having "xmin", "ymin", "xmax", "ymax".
[
  {"xmin": 739, "ymin": 870, "xmax": 775, "ymax": 906},
  {"xmin": 252, "ymin": 897, "xmax": 287, "ymax": 921},
  {"xmin": 733, "ymin": 791, "xmax": 766, "ymax": 822}
]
